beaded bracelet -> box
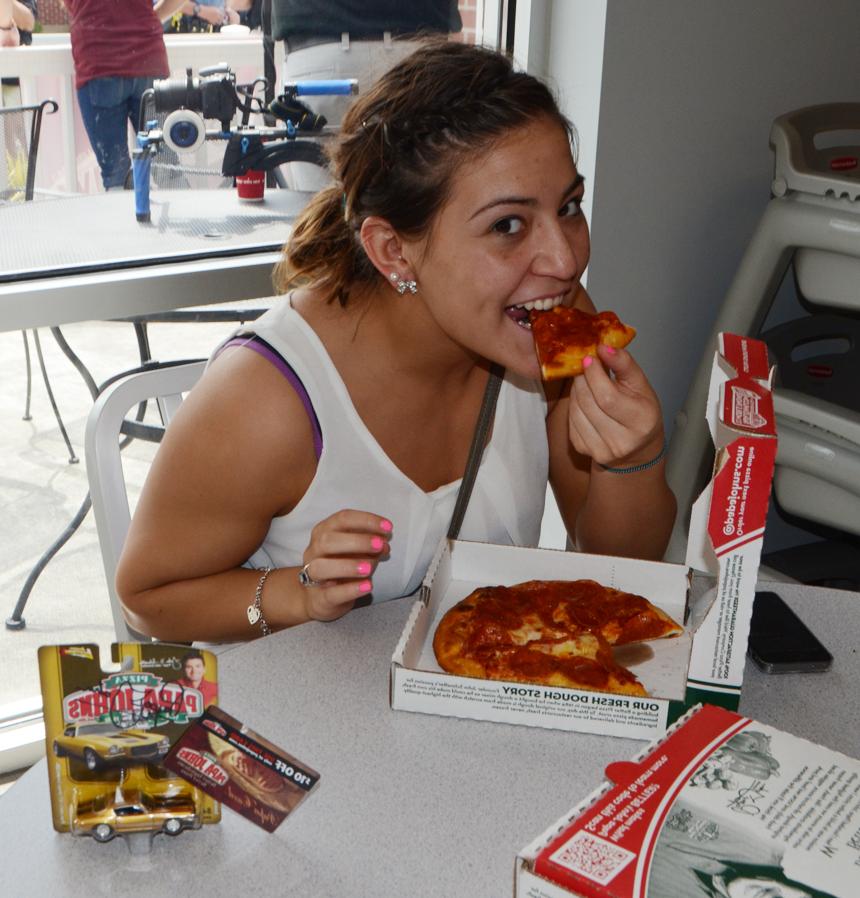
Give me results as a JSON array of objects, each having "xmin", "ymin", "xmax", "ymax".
[
  {"xmin": 597, "ymin": 441, "xmax": 667, "ymax": 474},
  {"xmin": 246, "ymin": 567, "xmax": 272, "ymax": 636}
]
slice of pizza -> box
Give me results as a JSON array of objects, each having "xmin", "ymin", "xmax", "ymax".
[
  {"xmin": 481, "ymin": 634, "xmax": 648, "ymax": 696},
  {"xmin": 530, "ymin": 307, "xmax": 636, "ymax": 380},
  {"xmin": 432, "ymin": 579, "xmax": 682, "ymax": 697},
  {"xmin": 512, "ymin": 579, "xmax": 683, "ymax": 646}
]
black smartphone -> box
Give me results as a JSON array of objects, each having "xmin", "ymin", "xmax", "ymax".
[{"xmin": 747, "ymin": 591, "xmax": 833, "ymax": 674}]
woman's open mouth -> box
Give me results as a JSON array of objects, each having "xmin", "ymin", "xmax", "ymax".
[{"xmin": 504, "ymin": 292, "xmax": 568, "ymax": 329}]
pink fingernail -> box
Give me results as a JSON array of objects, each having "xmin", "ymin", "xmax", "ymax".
[
  {"xmin": 603, "ymin": 346, "xmax": 616, "ymax": 355},
  {"xmin": 371, "ymin": 536, "xmax": 384, "ymax": 551},
  {"xmin": 583, "ymin": 356, "xmax": 593, "ymax": 369},
  {"xmin": 358, "ymin": 580, "xmax": 372, "ymax": 594},
  {"xmin": 357, "ymin": 561, "xmax": 372, "ymax": 576},
  {"xmin": 380, "ymin": 519, "xmax": 393, "ymax": 532}
]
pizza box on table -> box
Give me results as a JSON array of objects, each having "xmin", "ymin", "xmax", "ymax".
[
  {"xmin": 515, "ymin": 703, "xmax": 860, "ymax": 898},
  {"xmin": 389, "ymin": 332, "xmax": 777, "ymax": 741}
]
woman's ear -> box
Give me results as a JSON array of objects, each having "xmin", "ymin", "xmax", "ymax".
[{"xmin": 359, "ymin": 216, "xmax": 416, "ymax": 289}]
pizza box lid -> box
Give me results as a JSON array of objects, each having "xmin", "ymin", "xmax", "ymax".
[
  {"xmin": 519, "ymin": 702, "xmax": 860, "ymax": 898},
  {"xmin": 686, "ymin": 333, "xmax": 777, "ymax": 574}
]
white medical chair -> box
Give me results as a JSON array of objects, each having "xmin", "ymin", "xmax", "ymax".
[
  {"xmin": 85, "ymin": 360, "xmax": 207, "ymax": 642},
  {"xmin": 666, "ymin": 103, "xmax": 860, "ymax": 563}
]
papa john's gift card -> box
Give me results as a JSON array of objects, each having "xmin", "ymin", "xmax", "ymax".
[{"xmin": 164, "ymin": 706, "xmax": 320, "ymax": 832}]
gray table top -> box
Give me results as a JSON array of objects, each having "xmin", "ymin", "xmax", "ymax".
[
  {"xmin": 1, "ymin": 579, "xmax": 858, "ymax": 897},
  {"xmin": 0, "ymin": 189, "xmax": 311, "ymax": 284},
  {"xmin": 0, "ymin": 189, "xmax": 314, "ymax": 332}
]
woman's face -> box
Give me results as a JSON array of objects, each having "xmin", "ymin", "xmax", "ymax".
[{"xmin": 404, "ymin": 115, "xmax": 589, "ymax": 378}]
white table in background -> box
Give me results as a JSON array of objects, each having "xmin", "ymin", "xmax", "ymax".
[{"xmin": 0, "ymin": 189, "xmax": 311, "ymax": 333}]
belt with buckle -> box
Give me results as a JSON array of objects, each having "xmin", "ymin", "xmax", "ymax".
[{"xmin": 284, "ymin": 31, "xmax": 409, "ymax": 53}]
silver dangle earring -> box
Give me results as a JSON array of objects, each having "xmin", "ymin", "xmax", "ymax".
[{"xmin": 389, "ymin": 272, "xmax": 418, "ymax": 295}]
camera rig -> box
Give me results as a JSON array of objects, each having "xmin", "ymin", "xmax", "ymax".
[{"xmin": 132, "ymin": 64, "xmax": 357, "ymax": 221}]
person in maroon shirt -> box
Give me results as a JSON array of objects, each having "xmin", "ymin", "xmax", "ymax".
[{"xmin": 60, "ymin": 0, "xmax": 186, "ymax": 189}]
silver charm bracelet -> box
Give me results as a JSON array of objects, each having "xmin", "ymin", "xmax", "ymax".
[{"xmin": 246, "ymin": 567, "xmax": 273, "ymax": 636}]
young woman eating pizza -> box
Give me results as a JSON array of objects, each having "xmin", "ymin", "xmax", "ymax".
[{"xmin": 116, "ymin": 40, "xmax": 677, "ymax": 642}]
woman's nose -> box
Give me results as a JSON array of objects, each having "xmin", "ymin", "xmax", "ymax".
[{"xmin": 531, "ymin": 219, "xmax": 580, "ymax": 280}]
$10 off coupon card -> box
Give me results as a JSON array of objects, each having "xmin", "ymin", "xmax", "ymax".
[{"xmin": 165, "ymin": 706, "xmax": 319, "ymax": 832}]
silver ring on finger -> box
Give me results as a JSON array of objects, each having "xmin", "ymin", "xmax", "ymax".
[{"xmin": 298, "ymin": 562, "xmax": 324, "ymax": 588}]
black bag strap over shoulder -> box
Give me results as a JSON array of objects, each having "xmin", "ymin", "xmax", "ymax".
[{"xmin": 447, "ymin": 363, "xmax": 505, "ymax": 541}]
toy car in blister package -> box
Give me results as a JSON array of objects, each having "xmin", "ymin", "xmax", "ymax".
[{"xmin": 39, "ymin": 642, "xmax": 221, "ymax": 848}]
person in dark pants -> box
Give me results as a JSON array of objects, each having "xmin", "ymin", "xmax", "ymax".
[
  {"xmin": 61, "ymin": 0, "xmax": 186, "ymax": 190},
  {"xmin": 271, "ymin": 0, "xmax": 462, "ymax": 189}
]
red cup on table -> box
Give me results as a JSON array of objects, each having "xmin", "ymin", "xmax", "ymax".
[{"xmin": 236, "ymin": 169, "xmax": 265, "ymax": 201}]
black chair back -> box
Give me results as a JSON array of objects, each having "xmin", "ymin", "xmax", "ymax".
[{"xmin": 0, "ymin": 98, "xmax": 59, "ymax": 202}]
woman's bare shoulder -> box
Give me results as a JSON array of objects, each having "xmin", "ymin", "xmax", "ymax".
[{"xmin": 161, "ymin": 344, "xmax": 320, "ymax": 515}]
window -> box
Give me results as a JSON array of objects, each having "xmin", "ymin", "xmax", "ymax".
[{"xmin": 0, "ymin": 1, "xmax": 507, "ymax": 775}]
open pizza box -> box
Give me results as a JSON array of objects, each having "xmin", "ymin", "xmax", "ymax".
[
  {"xmin": 389, "ymin": 333, "xmax": 777, "ymax": 741},
  {"xmin": 514, "ymin": 703, "xmax": 860, "ymax": 898}
]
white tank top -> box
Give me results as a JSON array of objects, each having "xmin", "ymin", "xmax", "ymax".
[{"xmin": 229, "ymin": 301, "xmax": 549, "ymax": 601}]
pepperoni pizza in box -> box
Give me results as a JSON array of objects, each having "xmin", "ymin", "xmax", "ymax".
[
  {"xmin": 516, "ymin": 703, "xmax": 860, "ymax": 898},
  {"xmin": 390, "ymin": 333, "xmax": 778, "ymax": 741}
]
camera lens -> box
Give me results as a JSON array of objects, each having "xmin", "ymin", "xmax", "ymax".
[
  {"xmin": 169, "ymin": 120, "xmax": 200, "ymax": 149},
  {"xmin": 162, "ymin": 109, "xmax": 207, "ymax": 154}
]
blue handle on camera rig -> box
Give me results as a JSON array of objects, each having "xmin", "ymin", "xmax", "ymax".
[
  {"xmin": 292, "ymin": 80, "xmax": 356, "ymax": 96},
  {"xmin": 133, "ymin": 132, "xmax": 155, "ymax": 222}
]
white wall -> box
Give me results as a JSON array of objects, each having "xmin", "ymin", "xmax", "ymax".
[
  {"xmin": 523, "ymin": 0, "xmax": 608, "ymax": 549},
  {"xmin": 545, "ymin": 0, "xmax": 860, "ymax": 553}
]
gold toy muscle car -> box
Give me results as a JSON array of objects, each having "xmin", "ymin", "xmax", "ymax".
[
  {"xmin": 52, "ymin": 722, "xmax": 170, "ymax": 770},
  {"xmin": 74, "ymin": 797, "xmax": 199, "ymax": 842}
]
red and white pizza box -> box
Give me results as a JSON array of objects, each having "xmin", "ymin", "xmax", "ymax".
[
  {"xmin": 683, "ymin": 333, "xmax": 777, "ymax": 712},
  {"xmin": 389, "ymin": 333, "xmax": 777, "ymax": 741},
  {"xmin": 515, "ymin": 703, "xmax": 860, "ymax": 898}
]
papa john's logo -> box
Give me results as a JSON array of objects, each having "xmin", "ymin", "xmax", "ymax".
[
  {"xmin": 202, "ymin": 718, "xmax": 228, "ymax": 738},
  {"xmin": 176, "ymin": 747, "xmax": 228, "ymax": 786},
  {"xmin": 730, "ymin": 386, "xmax": 767, "ymax": 430}
]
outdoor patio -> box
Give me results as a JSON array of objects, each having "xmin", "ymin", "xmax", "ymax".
[{"xmin": 0, "ymin": 317, "xmax": 247, "ymax": 710}]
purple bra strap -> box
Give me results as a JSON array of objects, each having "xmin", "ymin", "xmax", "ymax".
[{"xmin": 219, "ymin": 335, "xmax": 323, "ymax": 460}]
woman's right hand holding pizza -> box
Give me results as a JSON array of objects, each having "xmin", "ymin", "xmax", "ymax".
[
  {"xmin": 298, "ymin": 510, "xmax": 392, "ymax": 621},
  {"xmin": 567, "ymin": 344, "xmax": 664, "ymax": 469}
]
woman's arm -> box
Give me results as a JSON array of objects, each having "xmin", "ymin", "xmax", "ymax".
[
  {"xmin": 158, "ymin": 1, "xmax": 238, "ymax": 26},
  {"xmin": 11, "ymin": 1, "xmax": 35, "ymax": 32},
  {"xmin": 115, "ymin": 347, "xmax": 390, "ymax": 642},
  {"xmin": 546, "ymin": 288, "xmax": 676, "ymax": 561},
  {"xmin": 153, "ymin": 0, "xmax": 190, "ymax": 23}
]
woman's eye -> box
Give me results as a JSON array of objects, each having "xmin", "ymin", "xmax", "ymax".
[
  {"xmin": 559, "ymin": 197, "xmax": 583, "ymax": 218},
  {"xmin": 492, "ymin": 217, "xmax": 524, "ymax": 235}
]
